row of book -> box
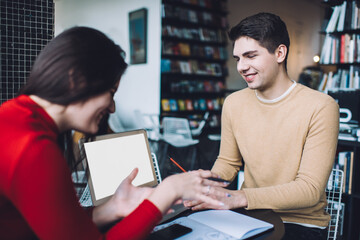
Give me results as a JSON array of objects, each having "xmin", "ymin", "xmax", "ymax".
[
  {"xmin": 165, "ymin": 0, "xmax": 228, "ymax": 12},
  {"xmin": 161, "ymin": 97, "xmax": 224, "ymax": 112},
  {"xmin": 187, "ymin": 113, "xmax": 221, "ymax": 128},
  {"xmin": 162, "ymin": 25, "xmax": 227, "ymax": 43},
  {"xmin": 161, "ymin": 59, "xmax": 225, "ymax": 76},
  {"xmin": 338, "ymin": 122, "xmax": 360, "ymax": 142},
  {"xmin": 162, "ymin": 4, "xmax": 228, "ymax": 28},
  {"xmin": 166, "ymin": 80, "xmax": 225, "ymax": 93},
  {"xmin": 320, "ymin": 34, "xmax": 360, "ymax": 64},
  {"xmin": 162, "ymin": 41, "xmax": 228, "ymax": 60},
  {"xmin": 318, "ymin": 66, "xmax": 360, "ymax": 91},
  {"xmin": 323, "ymin": 1, "xmax": 360, "ymax": 33},
  {"xmin": 332, "ymin": 151, "xmax": 354, "ymax": 194}
]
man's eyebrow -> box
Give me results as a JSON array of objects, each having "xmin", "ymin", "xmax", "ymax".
[
  {"xmin": 233, "ymin": 50, "xmax": 258, "ymax": 59},
  {"xmin": 242, "ymin": 50, "xmax": 257, "ymax": 56}
]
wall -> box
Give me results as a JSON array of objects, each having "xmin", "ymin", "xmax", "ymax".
[
  {"xmin": 54, "ymin": 0, "xmax": 161, "ymax": 129},
  {"xmin": 226, "ymin": 0, "xmax": 325, "ymax": 90}
]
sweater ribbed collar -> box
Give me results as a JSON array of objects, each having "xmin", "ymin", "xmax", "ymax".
[{"xmin": 255, "ymin": 80, "xmax": 297, "ymax": 103}]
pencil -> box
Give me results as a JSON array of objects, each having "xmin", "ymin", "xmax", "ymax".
[{"xmin": 168, "ymin": 156, "xmax": 187, "ymax": 173}]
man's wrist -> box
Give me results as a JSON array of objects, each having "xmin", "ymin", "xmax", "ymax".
[{"xmin": 232, "ymin": 190, "xmax": 248, "ymax": 208}]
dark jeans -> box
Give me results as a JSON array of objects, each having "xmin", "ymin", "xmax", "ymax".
[{"xmin": 282, "ymin": 223, "xmax": 327, "ymax": 240}]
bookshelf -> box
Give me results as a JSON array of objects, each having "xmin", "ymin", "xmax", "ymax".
[
  {"xmin": 318, "ymin": 1, "xmax": 360, "ymax": 92},
  {"xmin": 334, "ymin": 140, "xmax": 360, "ymax": 240},
  {"xmin": 320, "ymin": 1, "xmax": 360, "ymax": 239},
  {"xmin": 160, "ymin": 0, "xmax": 229, "ymax": 133}
]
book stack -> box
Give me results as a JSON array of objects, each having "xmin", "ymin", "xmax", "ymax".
[
  {"xmin": 162, "ymin": 3, "xmax": 228, "ymax": 28},
  {"xmin": 162, "ymin": 25, "xmax": 227, "ymax": 43},
  {"xmin": 323, "ymin": 1, "xmax": 359, "ymax": 33},
  {"xmin": 320, "ymin": 1, "xmax": 360, "ymax": 66},
  {"xmin": 160, "ymin": 0, "xmax": 228, "ymax": 133},
  {"xmin": 187, "ymin": 113, "xmax": 220, "ymax": 129},
  {"xmin": 167, "ymin": 80, "xmax": 224, "ymax": 93},
  {"xmin": 318, "ymin": 66, "xmax": 360, "ymax": 91},
  {"xmin": 161, "ymin": 97, "xmax": 224, "ymax": 112},
  {"xmin": 161, "ymin": 59, "xmax": 224, "ymax": 76},
  {"xmin": 333, "ymin": 151, "xmax": 354, "ymax": 194},
  {"xmin": 320, "ymin": 34, "xmax": 360, "ymax": 65},
  {"xmin": 162, "ymin": 41, "xmax": 228, "ymax": 60},
  {"xmin": 338, "ymin": 122, "xmax": 360, "ymax": 142}
]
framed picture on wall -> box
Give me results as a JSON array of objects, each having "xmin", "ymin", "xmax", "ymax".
[{"xmin": 129, "ymin": 8, "xmax": 147, "ymax": 64}]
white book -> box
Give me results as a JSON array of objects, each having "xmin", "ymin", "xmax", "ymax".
[
  {"xmin": 354, "ymin": 71, "xmax": 360, "ymax": 89},
  {"xmin": 326, "ymin": 6, "xmax": 341, "ymax": 33},
  {"xmin": 153, "ymin": 210, "xmax": 273, "ymax": 240},
  {"xmin": 325, "ymin": 71, "xmax": 334, "ymax": 92},
  {"xmin": 340, "ymin": 70, "xmax": 348, "ymax": 89},
  {"xmin": 352, "ymin": 1, "xmax": 358, "ymax": 29},
  {"xmin": 349, "ymin": 37, "xmax": 355, "ymax": 63},
  {"xmin": 349, "ymin": 65, "xmax": 354, "ymax": 89},
  {"xmin": 320, "ymin": 35, "xmax": 332, "ymax": 64},
  {"xmin": 337, "ymin": 1, "xmax": 347, "ymax": 32}
]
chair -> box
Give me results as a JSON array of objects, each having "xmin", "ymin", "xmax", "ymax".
[
  {"xmin": 325, "ymin": 168, "xmax": 344, "ymax": 240},
  {"xmin": 191, "ymin": 112, "xmax": 210, "ymax": 137},
  {"xmin": 134, "ymin": 110, "xmax": 161, "ymax": 141},
  {"xmin": 162, "ymin": 117, "xmax": 199, "ymax": 148},
  {"xmin": 160, "ymin": 117, "xmax": 199, "ymax": 173}
]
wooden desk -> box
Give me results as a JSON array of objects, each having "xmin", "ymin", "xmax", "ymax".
[{"xmin": 150, "ymin": 208, "xmax": 284, "ymax": 240}]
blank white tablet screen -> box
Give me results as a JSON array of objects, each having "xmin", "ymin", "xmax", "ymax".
[{"xmin": 84, "ymin": 133, "xmax": 154, "ymax": 201}]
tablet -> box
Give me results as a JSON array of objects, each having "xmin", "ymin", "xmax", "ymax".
[{"xmin": 83, "ymin": 129, "xmax": 158, "ymax": 206}]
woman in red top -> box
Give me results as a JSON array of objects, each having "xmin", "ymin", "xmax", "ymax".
[{"xmin": 0, "ymin": 27, "xmax": 227, "ymax": 240}]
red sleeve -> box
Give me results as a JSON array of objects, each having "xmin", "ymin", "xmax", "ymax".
[
  {"xmin": 106, "ymin": 200, "xmax": 162, "ymax": 240},
  {"xmin": 9, "ymin": 137, "xmax": 162, "ymax": 240},
  {"xmin": 10, "ymin": 138, "xmax": 102, "ymax": 240}
]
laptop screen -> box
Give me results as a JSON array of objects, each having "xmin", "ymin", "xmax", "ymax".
[{"xmin": 83, "ymin": 129, "xmax": 158, "ymax": 206}]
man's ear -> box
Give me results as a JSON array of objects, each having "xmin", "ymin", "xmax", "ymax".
[{"xmin": 276, "ymin": 44, "xmax": 287, "ymax": 64}]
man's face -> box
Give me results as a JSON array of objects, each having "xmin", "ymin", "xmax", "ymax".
[{"xmin": 233, "ymin": 36, "xmax": 280, "ymax": 92}]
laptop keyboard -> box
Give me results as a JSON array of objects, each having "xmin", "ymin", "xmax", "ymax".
[
  {"xmin": 152, "ymin": 153, "xmax": 162, "ymax": 184},
  {"xmin": 79, "ymin": 184, "xmax": 93, "ymax": 207}
]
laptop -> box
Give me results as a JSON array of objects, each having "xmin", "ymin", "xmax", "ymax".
[
  {"xmin": 83, "ymin": 129, "xmax": 158, "ymax": 206},
  {"xmin": 82, "ymin": 129, "xmax": 188, "ymax": 221}
]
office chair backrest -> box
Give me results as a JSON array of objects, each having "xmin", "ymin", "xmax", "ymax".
[
  {"xmin": 162, "ymin": 117, "xmax": 193, "ymax": 140},
  {"xmin": 191, "ymin": 111, "xmax": 209, "ymax": 137},
  {"xmin": 325, "ymin": 168, "xmax": 344, "ymax": 240},
  {"xmin": 134, "ymin": 110, "xmax": 161, "ymax": 140}
]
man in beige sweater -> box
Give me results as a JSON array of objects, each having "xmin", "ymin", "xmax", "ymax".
[{"xmin": 185, "ymin": 12, "xmax": 339, "ymax": 240}]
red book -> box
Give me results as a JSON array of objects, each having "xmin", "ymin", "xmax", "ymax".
[{"xmin": 340, "ymin": 34, "xmax": 345, "ymax": 63}]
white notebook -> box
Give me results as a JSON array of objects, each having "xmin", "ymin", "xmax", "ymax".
[{"xmin": 153, "ymin": 210, "xmax": 273, "ymax": 239}]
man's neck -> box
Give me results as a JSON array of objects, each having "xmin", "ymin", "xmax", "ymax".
[{"xmin": 256, "ymin": 73, "xmax": 293, "ymax": 100}]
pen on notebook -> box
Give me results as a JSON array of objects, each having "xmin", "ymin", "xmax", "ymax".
[{"xmin": 168, "ymin": 156, "xmax": 187, "ymax": 173}]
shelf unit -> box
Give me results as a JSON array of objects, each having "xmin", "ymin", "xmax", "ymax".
[
  {"xmin": 336, "ymin": 140, "xmax": 360, "ymax": 240},
  {"xmin": 160, "ymin": 0, "xmax": 229, "ymax": 133},
  {"xmin": 318, "ymin": 1, "xmax": 360, "ymax": 92},
  {"xmin": 320, "ymin": 1, "xmax": 360, "ymax": 239}
]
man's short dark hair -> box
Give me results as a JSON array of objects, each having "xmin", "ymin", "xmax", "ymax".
[{"xmin": 229, "ymin": 12, "xmax": 290, "ymax": 69}]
